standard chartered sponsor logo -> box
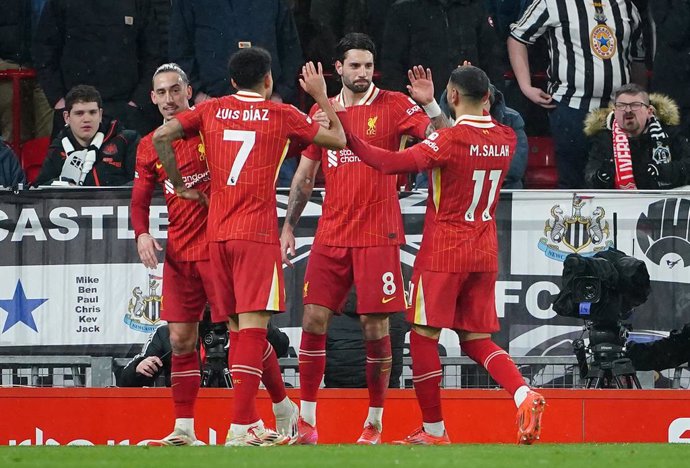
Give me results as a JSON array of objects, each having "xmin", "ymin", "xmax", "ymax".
[{"xmin": 326, "ymin": 149, "xmax": 361, "ymax": 168}]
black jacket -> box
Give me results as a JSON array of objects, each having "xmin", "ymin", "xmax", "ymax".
[
  {"xmin": 118, "ymin": 322, "xmax": 290, "ymax": 387},
  {"xmin": 33, "ymin": 118, "xmax": 138, "ymax": 187},
  {"xmin": 651, "ymin": 1, "xmax": 690, "ymax": 109},
  {"xmin": 169, "ymin": 0, "xmax": 303, "ymax": 102},
  {"xmin": 0, "ymin": 0, "xmax": 32, "ymax": 64},
  {"xmin": 584, "ymin": 94, "xmax": 690, "ymax": 189},
  {"xmin": 32, "ymin": 0, "xmax": 160, "ymax": 107},
  {"xmin": 380, "ymin": 0, "xmax": 503, "ymax": 99},
  {"xmin": 0, "ymin": 140, "xmax": 27, "ymax": 188}
]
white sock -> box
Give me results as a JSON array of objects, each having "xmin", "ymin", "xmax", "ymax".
[
  {"xmin": 300, "ymin": 400, "xmax": 317, "ymax": 427},
  {"xmin": 514, "ymin": 385, "xmax": 531, "ymax": 408},
  {"xmin": 423, "ymin": 421, "xmax": 446, "ymax": 437},
  {"xmin": 230, "ymin": 419, "xmax": 263, "ymax": 437},
  {"xmin": 365, "ymin": 407, "xmax": 383, "ymax": 430},
  {"xmin": 174, "ymin": 418, "xmax": 195, "ymax": 436},
  {"xmin": 273, "ymin": 396, "xmax": 293, "ymax": 417}
]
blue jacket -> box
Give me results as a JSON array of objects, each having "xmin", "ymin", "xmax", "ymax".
[
  {"xmin": 0, "ymin": 140, "xmax": 27, "ymax": 188},
  {"xmin": 416, "ymin": 86, "xmax": 528, "ymax": 189},
  {"xmin": 169, "ymin": 0, "xmax": 303, "ymax": 102}
]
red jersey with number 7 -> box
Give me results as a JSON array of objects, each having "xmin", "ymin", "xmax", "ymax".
[
  {"xmin": 175, "ymin": 91, "xmax": 320, "ymax": 244},
  {"xmin": 412, "ymin": 114, "xmax": 516, "ymax": 272}
]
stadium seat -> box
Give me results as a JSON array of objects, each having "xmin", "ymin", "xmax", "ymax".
[
  {"xmin": 524, "ymin": 136, "xmax": 558, "ymax": 189},
  {"xmin": 20, "ymin": 136, "xmax": 50, "ymax": 184}
]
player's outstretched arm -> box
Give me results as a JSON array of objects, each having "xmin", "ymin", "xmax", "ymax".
[
  {"xmin": 299, "ymin": 61, "xmax": 346, "ymax": 150},
  {"xmin": 152, "ymin": 118, "xmax": 208, "ymax": 206},
  {"xmin": 280, "ymin": 157, "xmax": 320, "ymax": 267},
  {"xmin": 346, "ymin": 131, "xmax": 424, "ymax": 175},
  {"xmin": 407, "ymin": 65, "xmax": 451, "ymax": 132}
]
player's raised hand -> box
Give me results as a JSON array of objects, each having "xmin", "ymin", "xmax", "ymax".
[
  {"xmin": 137, "ymin": 234, "xmax": 163, "ymax": 269},
  {"xmin": 313, "ymin": 108, "xmax": 331, "ymax": 129},
  {"xmin": 176, "ymin": 187, "xmax": 209, "ymax": 207},
  {"xmin": 280, "ymin": 230, "xmax": 296, "ymax": 268},
  {"xmin": 407, "ymin": 65, "xmax": 435, "ymax": 106},
  {"xmin": 300, "ymin": 61, "xmax": 327, "ymax": 100}
]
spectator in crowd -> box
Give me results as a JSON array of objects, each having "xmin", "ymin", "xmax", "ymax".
[
  {"xmin": 508, "ymin": 0, "xmax": 647, "ymax": 189},
  {"xmin": 32, "ymin": 0, "xmax": 161, "ymax": 137},
  {"xmin": 0, "ymin": 0, "xmax": 52, "ymax": 144},
  {"xmin": 417, "ymin": 83, "xmax": 528, "ymax": 188},
  {"xmin": 118, "ymin": 321, "xmax": 290, "ymax": 388},
  {"xmin": 0, "ymin": 138, "xmax": 26, "ymax": 187},
  {"xmin": 33, "ymin": 85, "xmax": 139, "ymax": 186},
  {"xmin": 169, "ymin": 0, "xmax": 303, "ymax": 104},
  {"xmin": 380, "ymin": 0, "xmax": 504, "ymax": 101},
  {"xmin": 628, "ymin": 324, "xmax": 690, "ymax": 374},
  {"xmin": 650, "ymin": 0, "xmax": 690, "ymax": 136},
  {"xmin": 584, "ymin": 84, "xmax": 690, "ymax": 190}
]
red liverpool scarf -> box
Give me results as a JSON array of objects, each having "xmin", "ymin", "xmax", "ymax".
[{"xmin": 611, "ymin": 119, "xmax": 637, "ymax": 190}]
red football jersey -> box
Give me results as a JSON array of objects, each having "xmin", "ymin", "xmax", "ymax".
[
  {"xmin": 131, "ymin": 132, "xmax": 210, "ymax": 262},
  {"xmin": 410, "ymin": 114, "xmax": 516, "ymax": 272},
  {"xmin": 302, "ymin": 85, "xmax": 429, "ymax": 247},
  {"xmin": 176, "ymin": 91, "xmax": 320, "ymax": 244}
]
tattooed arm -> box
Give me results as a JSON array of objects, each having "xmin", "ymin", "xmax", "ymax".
[
  {"xmin": 152, "ymin": 119, "xmax": 207, "ymax": 205},
  {"xmin": 280, "ymin": 156, "xmax": 320, "ymax": 267}
]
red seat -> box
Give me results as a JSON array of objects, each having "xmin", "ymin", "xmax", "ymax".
[
  {"xmin": 20, "ymin": 137, "xmax": 50, "ymax": 184},
  {"xmin": 524, "ymin": 136, "xmax": 558, "ymax": 189}
]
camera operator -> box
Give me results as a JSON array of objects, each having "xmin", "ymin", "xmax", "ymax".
[
  {"xmin": 627, "ymin": 324, "xmax": 690, "ymax": 376},
  {"xmin": 117, "ymin": 321, "xmax": 289, "ymax": 387}
]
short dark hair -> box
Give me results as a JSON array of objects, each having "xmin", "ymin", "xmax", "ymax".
[
  {"xmin": 335, "ymin": 33, "xmax": 376, "ymax": 63},
  {"xmin": 614, "ymin": 83, "xmax": 649, "ymax": 103},
  {"xmin": 448, "ymin": 66, "xmax": 489, "ymax": 104},
  {"xmin": 228, "ymin": 47, "xmax": 272, "ymax": 90},
  {"xmin": 65, "ymin": 85, "xmax": 102, "ymax": 112}
]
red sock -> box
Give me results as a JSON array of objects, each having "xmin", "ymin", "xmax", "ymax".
[
  {"xmin": 231, "ymin": 328, "xmax": 266, "ymax": 425},
  {"xmin": 365, "ymin": 335, "xmax": 392, "ymax": 407},
  {"xmin": 298, "ymin": 331, "xmax": 326, "ymax": 402},
  {"xmin": 171, "ymin": 351, "xmax": 200, "ymax": 419},
  {"xmin": 261, "ymin": 341, "xmax": 287, "ymax": 404},
  {"xmin": 410, "ymin": 330, "xmax": 443, "ymax": 423},
  {"xmin": 461, "ymin": 338, "xmax": 525, "ymax": 396}
]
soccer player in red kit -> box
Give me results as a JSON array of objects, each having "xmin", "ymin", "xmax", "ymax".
[
  {"xmin": 280, "ymin": 33, "xmax": 447, "ymax": 445},
  {"xmin": 340, "ymin": 65, "xmax": 546, "ymax": 445},
  {"xmin": 132, "ymin": 63, "xmax": 301, "ymax": 445},
  {"xmin": 152, "ymin": 48, "xmax": 346, "ymax": 446}
]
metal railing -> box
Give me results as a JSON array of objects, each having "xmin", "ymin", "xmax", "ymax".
[{"xmin": 1, "ymin": 355, "xmax": 686, "ymax": 390}]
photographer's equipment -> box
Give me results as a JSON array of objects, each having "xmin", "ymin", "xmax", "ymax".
[
  {"xmin": 200, "ymin": 323, "xmax": 232, "ymax": 388},
  {"xmin": 553, "ymin": 249, "xmax": 651, "ymax": 388}
]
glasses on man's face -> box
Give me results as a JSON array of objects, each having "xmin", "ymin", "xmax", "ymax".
[{"xmin": 614, "ymin": 101, "xmax": 648, "ymax": 111}]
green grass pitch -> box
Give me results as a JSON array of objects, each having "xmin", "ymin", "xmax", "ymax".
[{"xmin": 0, "ymin": 444, "xmax": 688, "ymax": 468}]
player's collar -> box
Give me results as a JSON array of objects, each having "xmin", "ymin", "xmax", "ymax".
[
  {"xmin": 336, "ymin": 83, "xmax": 380, "ymax": 107},
  {"xmin": 233, "ymin": 90, "xmax": 265, "ymax": 102},
  {"xmin": 454, "ymin": 114, "xmax": 495, "ymax": 128}
]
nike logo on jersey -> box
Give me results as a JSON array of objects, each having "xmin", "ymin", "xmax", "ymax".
[
  {"xmin": 155, "ymin": 162, "xmax": 163, "ymax": 169},
  {"xmin": 381, "ymin": 296, "xmax": 396, "ymax": 304}
]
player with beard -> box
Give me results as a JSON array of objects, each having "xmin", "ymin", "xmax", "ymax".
[
  {"xmin": 152, "ymin": 48, "xmax": 346, "ymax": 446},
  {"xmin": 280, "ymin": 32, "xmax": 448, "ymax": 445},
  {"xmin": 338, "ymin": 65, "xmax": 546, "ymax": 445},
  {"xmin": 131, "ymin": 63, "xmax": 299, "ymax": 445}
]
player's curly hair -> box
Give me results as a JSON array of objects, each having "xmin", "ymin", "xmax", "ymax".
[
  {"xmin": 228, "ymin": 47, "xmax": 272, "ymax": 90},
  {"xmin": 335, "ymin": 32, "xmax": 376, "ymax": 63}
]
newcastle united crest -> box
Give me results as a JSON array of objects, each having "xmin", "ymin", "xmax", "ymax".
[
  {"xmin": 538, "ymin": 197, "xmax": 613, "ymax": 261},
  {"xmin": 124, "ymin": 273, "xmax": 163, "ymax": 333}
]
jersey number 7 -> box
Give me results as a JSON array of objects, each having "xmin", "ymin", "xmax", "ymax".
[{"xmin": 223, "ymin": 129, "xmax": 256, "ymax": 185}]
